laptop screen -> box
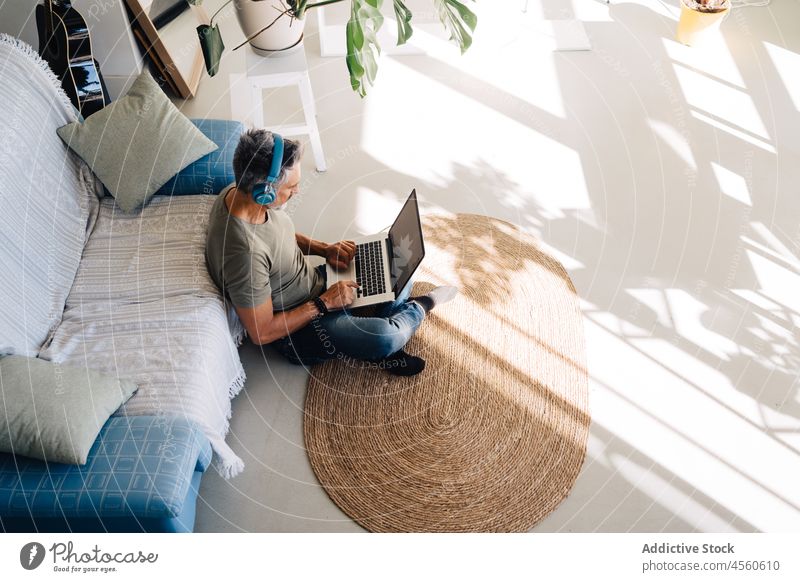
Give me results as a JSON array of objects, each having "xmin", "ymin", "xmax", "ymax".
[{"xmin": 388, "ymin": 189, "xmax": 425, "ymax": 296}]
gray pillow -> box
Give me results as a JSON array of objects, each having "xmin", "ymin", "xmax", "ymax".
[
  {"xmin": 0, "ymin": 355, "xmax": 138, "ymax": 465},
  {"xmin": 56, "ymin": 71, "xmax": 217, "ymax": 213}
]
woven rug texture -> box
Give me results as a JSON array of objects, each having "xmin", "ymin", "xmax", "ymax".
[{"xmin": 303, "ymin": 213, "xmax": 590, "ymax": 532}]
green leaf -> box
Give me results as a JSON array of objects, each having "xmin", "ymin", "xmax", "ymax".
[
  {"xmin": 433, "ymin": 0, "xmax": 477, "ymax": 54},
  {"xmin": 294, "ymin": 0, "xmax": 308, "ymax": 19},
  {"xmin": 392, "ymin": 0, "xmax": 413, "ymax": 45},
  {"xmin": 197, "ymin": 23, "xmax": 225, "ymax": 77},
  {"xmin": 345, "ymin": 0, "xmax": 384, "ymax": 97},
  {"xmin": 346, "ymin": 20, "xmax": 365, "ymax": 76}
]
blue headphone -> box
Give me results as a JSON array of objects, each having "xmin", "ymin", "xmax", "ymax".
[{"xmin": 251, "ymin": 133, "xmax": 284, "ymax": 206}]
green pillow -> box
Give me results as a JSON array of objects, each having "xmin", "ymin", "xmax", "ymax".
[
  {"xmin": 57, "ymin": 71, "xmax": 217, "ymax": 213},
  {"xmin": 0, "ymin": 356, "xmax": 138, "ymax": 465}
]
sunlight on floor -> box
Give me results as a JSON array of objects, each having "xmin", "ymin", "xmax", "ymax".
[
  {"xmin": 647, "ymin": 119, "xmax": 697, "ymax": 169},
  {"xmin": 689, "ymin": 109, "xmax": 776, "ymax": 153},
  {"xmin": 740, "ymin": 221, "xmax": 800, "ymax": 322},
  {"xmin": 360, "ymin": 59, "xmax": 591, "ymax": 211},
  {"xmin": 672, "ymin": 63, "xmax": 770, "ymax": 140},
  {"xmin": 763, "ymin": 41, "xmax": 800, "ymax": 112},
  {"xmin": 745, "ymin": 248, "xmax": 800, "ymax": 315},
  {"xmin": 749, "ymin": 221, "xmax": 800, "ymax": 268},
  {"xmin": 610, "ymin": 454, "xmax": 738, "ymax": 532},
  {"xmin": 626, "ymin": 288, "xmax": 673, "ymax": 329},
  {"xmin": 400, "ymin": 4, "xmax": 569, "ymax": 119},
  {"xmin": 585, "ymin": 314, "xmax": 800, "ymax": 531},
  {"xmin": 666, "ymin": 289, "xmax": 739, "ymax": 359},
  {"xmin": 354, "ymin": 186, "xmax": 408, "ymax": 234},
  {"xmin": 662, "ymin": 36, "xmax": 746, "ymax": 89},
  {"xmin": 710, "ymin": 162, "xmax": 752, "ymax": 206}
]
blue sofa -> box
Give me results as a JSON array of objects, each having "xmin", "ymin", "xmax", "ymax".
[
  {"xmin": 0, "ymin": 35, "xmax": 245, "ymax": 532},
  {"xmin": 0, "ymin": 417, "xmax": 211, "ymax": 533}
]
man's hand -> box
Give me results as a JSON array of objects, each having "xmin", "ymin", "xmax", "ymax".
[
  {"xmin": 325, "ymin": 240, "xmax": 356, "ymax": 271},
  {"xmin": 320, "ymin": 280, "xmax": 358, "ymax": 310}
]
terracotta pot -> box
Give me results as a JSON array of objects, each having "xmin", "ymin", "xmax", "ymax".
[
  {"xmin": 233, "ymin": 0, "xmax": 305, "ymax": 56},
  {"xmin": 676, "ymin": 0, "xmax": 730, "ymax": 46}
]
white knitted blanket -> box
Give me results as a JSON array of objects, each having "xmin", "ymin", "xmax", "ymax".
[
  {"xmin": 41, "ymin": 195, "xmax": 247, "ymax": 478},
  {"xmin": 0, "ymin": 34, "xmax": 247, "ymax": 478}
]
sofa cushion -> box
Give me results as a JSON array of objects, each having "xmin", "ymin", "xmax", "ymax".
[
  {"xmin": 0, "ymin": 35, "xmax": 100, "ymax": 358},
  {"xmin": 0, "ymin": 416, "xmax": 212, "ymax": 520},
  {"xmin": 65, "ymin": 195, "xmax": 223, "ymax": 306},
  {"xmin": 40, "ymin": 194, "xmax": 247, "ymax": 478},
  {"xmin": 0, "ymin": 469, "xmax": 204, "ymax": 532},
  {"xmin": 155, "ymin": 119, "xmax": 243, "ymax": 197},
  {"xmin": 57, "ymin": 71, "xmax": 217, "ymax": 213},
  {"xmin": 40, "ymin": 293, "xmax": 245, "ymax": 478},
  {"xmin": 0, "ymin": 355, "xmax": 138, "ymax": 465}
]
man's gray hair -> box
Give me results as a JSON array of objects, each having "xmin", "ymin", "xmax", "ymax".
[{"xmin": 233, "ymin": 129, "xmax": 303, "ymax": 194}]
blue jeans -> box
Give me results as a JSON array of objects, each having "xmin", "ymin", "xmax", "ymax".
[{"xmin": 271, "ymin": 265, "xmax": 425, "ymax": 365}]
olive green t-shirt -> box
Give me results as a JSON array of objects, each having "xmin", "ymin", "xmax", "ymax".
[{"xmin": 205, "ymin": 187, "xmax": 324, "ymax": 311}]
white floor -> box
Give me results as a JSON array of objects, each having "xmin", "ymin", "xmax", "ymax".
[{"xmin": 174, "ymin": 0, "xmax": 800, "ymax": 532}]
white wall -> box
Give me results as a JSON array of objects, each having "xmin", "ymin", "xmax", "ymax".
[{"xmin": 0, "ymin": 0, "xmax": 143, "ymax": 99}]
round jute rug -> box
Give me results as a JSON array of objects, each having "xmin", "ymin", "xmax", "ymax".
[{"xmin": 303, "ymin": 213, "xmax": 589, "ymax": 532}]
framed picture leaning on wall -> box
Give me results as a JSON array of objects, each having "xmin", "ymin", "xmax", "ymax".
[{"xmin": 124, "ymin": 0, "xmax": 208, "ymax": 98}]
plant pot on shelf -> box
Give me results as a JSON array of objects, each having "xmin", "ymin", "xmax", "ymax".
[
  {"xmin": 234, "ymin": 0, "xmax": 305, "ymax": 56},
  {"xmin": 676, "ymin": 0, "xmax": 730, "ymax": 46}
]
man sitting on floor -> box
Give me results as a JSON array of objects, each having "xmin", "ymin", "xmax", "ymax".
[{"xmin": 205, "ymin": 129, "xmax": 457, "ymax": 376}]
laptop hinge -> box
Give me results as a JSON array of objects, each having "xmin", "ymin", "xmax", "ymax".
[{"xmin": 385, "ymin": 235, "xmax": 395, "ymax": 293}]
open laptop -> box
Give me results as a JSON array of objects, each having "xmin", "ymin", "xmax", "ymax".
[{"xmin": 326, "ymin": 189, "xmax": 425, "ymax": 308}]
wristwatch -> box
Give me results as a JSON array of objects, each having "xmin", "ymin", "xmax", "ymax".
[{"xmin": 312, "ymin": 297, "xmax": 329, "ymax": 318}]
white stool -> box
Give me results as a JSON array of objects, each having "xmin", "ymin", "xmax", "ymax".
[{"xmin": 239, "ymin": 45, "xmax": 326, "ymax": 172}]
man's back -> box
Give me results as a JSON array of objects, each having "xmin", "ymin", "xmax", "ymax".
[{"xmin": 205, "ymin": 187, "xmax": 323, "ymax": 311}]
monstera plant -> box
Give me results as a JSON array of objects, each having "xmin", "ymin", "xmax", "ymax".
[{"xmin": 192, "ymin": 0, "xmax": 477, "ymax": 96}]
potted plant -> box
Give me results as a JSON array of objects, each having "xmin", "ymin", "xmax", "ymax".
[
  {"xmin": 192, "ymin": 0, "xmax": 477, "ymax": 96},
  {"xmin": 675, "ymin": 0, "xmax": 730, "ymax": 46},
  {"xmin": 231, "ymin": 0, "xmax": 308, "ymax": 55}
]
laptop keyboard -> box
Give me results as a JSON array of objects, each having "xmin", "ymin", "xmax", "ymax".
[{"xmin": 354, "ymin": 241, "xmax": 387, "ymax": 297}]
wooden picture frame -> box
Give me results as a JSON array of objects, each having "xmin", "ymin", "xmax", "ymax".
[{"xmin": 124, "ymin": 0, "xmax": 208, "ymax": 99}]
